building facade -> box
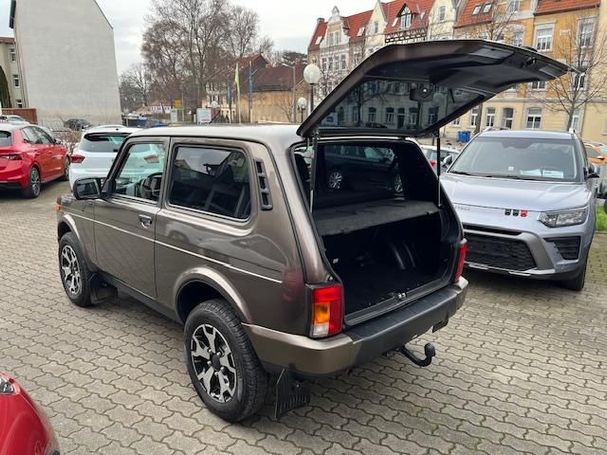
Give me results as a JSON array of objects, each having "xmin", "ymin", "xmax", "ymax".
[
  {"xmin": 0, "ymin": 37, "xmax": 24, "ymax": 108},
  {"xmin": 9, "ymin": 0, "xmax": 121, "ymax": 126},
  {"xmin": 308, "ymin": 0, "xmax": 458, "ymax": 101},
  {"xmin": 446, "ymin": 0, "xmax": 606, "ymax": 141}
]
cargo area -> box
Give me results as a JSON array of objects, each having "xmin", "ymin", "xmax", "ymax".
[{"xmin": 294, "ymin": 140, "xmax": 458, "ymax": 324}]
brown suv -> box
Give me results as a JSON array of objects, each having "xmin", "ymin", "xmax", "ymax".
[{"xmin": 56, "ymin": 41, "xmax": 567, "ymax": 421}]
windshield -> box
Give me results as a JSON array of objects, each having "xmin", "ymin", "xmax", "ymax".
[
  {"xmin": 450, "ymin": 137, "xmax": 580, "ymax": 182},
  {"xmin": 0, "ymin": 131, "xmax": 11, "ymax": 147},
  {"xmin": 80, "ymin": 134, "xmax": 129, "ymax": 153}
]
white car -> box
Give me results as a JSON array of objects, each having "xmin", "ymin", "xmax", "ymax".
[{"xmin": 69, "ymin": 126, "xmax": 138, "ymax": 188}]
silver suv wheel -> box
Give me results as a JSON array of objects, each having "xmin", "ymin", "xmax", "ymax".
[{"xmin": 190, "ymin": 324, "xmax": 237, "ymax": 403}]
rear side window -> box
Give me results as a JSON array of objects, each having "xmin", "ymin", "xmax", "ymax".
[
  {"xmin": 80, "ymin": 134, "xmax": 129, "ymax": 153},
  {"xmin": 168, "ymin": 146, "xmax": 251, "ymax": 220},
  {"xmin": 0, "ymin": 131, "xmax": 11, "ymax": 147}
]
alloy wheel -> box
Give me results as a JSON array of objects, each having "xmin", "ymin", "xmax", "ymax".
[
  {"xmin": 328, "ymin": 170, "xmax": 344, "ymax": 190},
  {"xmin": 190, "ymin": 324, "xmax": 237, "ymax": 403},
  {"xmin": 60, "ymin": 245, "xmax": 81, "ymax": 296},
  {"xmin": 31, "ymin": 168, "xmax": 41, "ymax": 196}
]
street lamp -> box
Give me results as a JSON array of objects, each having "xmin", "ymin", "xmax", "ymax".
[
  {"xmin": 303, "ymin": 63, "xmax": 321, "ymax": 113},
  {"xmin": 297, "ymin": 97, "xmax": 308, "ymax": 123}
]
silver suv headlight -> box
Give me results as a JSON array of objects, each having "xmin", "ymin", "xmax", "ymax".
[{"xmin": 539, "ymin": 207, "xmax": 588, "ymax": 228}]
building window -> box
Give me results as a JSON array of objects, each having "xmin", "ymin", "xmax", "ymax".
[
  {"xmin": 526, "ymin": 108, "xmax": 542, "ymax": 129},
  {"xmin": 328, "ymin": 57, "xmax": 333, "ymax": 71},
  {"xmin": 452, "ymin": 117, "xmax": 460, "ymax": 126},
  {"xmin": 470, "ymin": 107, "xmax": 479, "ymax": 127},
  {"xmin": 472, "ymin": 5, "xmax": 481, "ymax": 15},
  {"xmin": 340, "ymin": 54, "xmax": 347, "ymax": 70},
  {"xmin": 368, "ymin": 107, "xmax": 377, "ymax": 123},
  {"xmin": 530, "ymin": 80, "xmax": 547, "ymax": 90},
  {"xmin": 352, "ymin": 106, "xmax": 359, "ymax": 124},
  {"xmin": 428, "ymin": 107, "xmax": 439, "ymax": 124},
  {"xmin": 321, "ymin": 58, "xmax": 327, "ymax": 71},
  {"xmin": 573, "ymin": 71, "xmax": 586, "ymax": 90},
  {"xmin": 482, "ymin": 3, "xmax": 492, "ymax": 13},
  {"xmin": 507, "ymin": 0, "xmax": 520, "ymax": 14},
  {"xmin": 401, "ymin": 8, "xmax": 412, "ymax": 29},
  {"xmin": 385, "ymin": 107, "xmax": 395, "ymax": 124},
  {"xmin": 16, "ymin": 99, "xmax": 23, "ymax": 108},
  {"xmin": 571, "ymin": 110, "xmax": 581, "ymax": 131},
  {"xmin": 12, "ymin": 74, "xmax": 19, "ymax": 87},
  {"xmin": 502, "ymin": 108, "xmax": 514, "ymax": 129},
  {"xmin": 578, "ymin": 19, "xmax": 594, "ymax": 48},
  {"xmin": 408, "ymin": 107, "xmax": 418, "ymax": 127},
  {"xmin": 438, "ymin": 6, "xmax": 446, "ymax": 21},
  {"xmin": 512, "ymin": 30, "xmax": 523, "ymax": 47},
  {"xmin": 485, "ymin": 107, "xmax": 496, "ymax": 127},
  {"xmin": 353, "ymin": 53, "xmax": 362, "ymax": 66},
  {"xmin": 374, "ymin": 21, "xmax": 379, "ymax": 34},
  {"xmin": 9, "ymin": 47, "xmax": 16, "ymax": 62},
  {"xmin": 535, "ymin": 25, "xmax": 553, "ymax": 51}
]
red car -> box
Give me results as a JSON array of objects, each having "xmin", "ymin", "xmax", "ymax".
[
  {"xmin": 0, "ymin": 372, "xmax": 60, "ymax": 455},
  {"xmin": 0, "ymin": 123, "xmax": 69, "ymax": 198}
]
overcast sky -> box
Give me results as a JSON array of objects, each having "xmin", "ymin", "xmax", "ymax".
[{"xmin": 0, "ymin": 0, "xmax": 375, "ymax": 74}]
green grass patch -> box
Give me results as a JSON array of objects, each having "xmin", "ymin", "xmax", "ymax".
[{"xmin": 597, "ymin": 206, "xmax": 607, "ymax": 232}]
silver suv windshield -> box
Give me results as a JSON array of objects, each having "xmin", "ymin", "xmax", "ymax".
[{"xmin": 450, "ymin": 136, "xmax": 580, "ymax": 182}]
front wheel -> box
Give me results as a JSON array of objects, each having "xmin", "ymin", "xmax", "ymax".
[
  {"xmin": 185, "ymin": 299, "xmax": 268, "ymax": 422},
  {"xmin": 59, "ymin": 233, "xmax": 94, "ymax": 307},
  {"xmin": 61, "ymin": 157, "xmax": 70, "ymax": 181},
  {"xmin": 22, "ymin": 166, "xmax": 41, "ymax": 198},
  {"xmin": 560, "ymin": 255, "xmax": 588, "ymax": 292}
]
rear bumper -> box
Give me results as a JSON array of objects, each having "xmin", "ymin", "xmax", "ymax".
[
  {"xmin": 0, "ymin": 164, "xmax": 27, "ymax": 189},
  {"xmin": 244, "ymin": 278, "xmax": 467, "ymax": 376}
]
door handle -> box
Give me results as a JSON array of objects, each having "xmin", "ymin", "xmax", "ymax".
[{"xmin": 139, "ymin": 214, "xmax": 153, "ymax": 228}]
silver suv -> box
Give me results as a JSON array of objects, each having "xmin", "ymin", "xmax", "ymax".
[{"xmin": 442, "ymin": 130, "xmax": 599, "ymax": 291}]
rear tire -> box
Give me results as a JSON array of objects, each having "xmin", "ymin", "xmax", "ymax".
[
  {"xmin": 61, "ymin": 158, "xmax": 70, "ymax": 181},
  {"xmin": 185, "ymin": 299, "xmax": 268, "ymax": 422},
  {"xmin": 59, "ymin": 232, "xmax": 94, "ymax": 307},
  {"xmin": 560, "ymin": 256, "xmax": 588, "ymax": 292},
  {"xmin": 22, "ymin": 166, "xmax": 41, "ymax": 198}
]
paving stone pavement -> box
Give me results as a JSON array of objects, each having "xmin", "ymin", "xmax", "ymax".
[{"xmin": 1, "ymin": 181, "xmax": 606, "ymax": 455}]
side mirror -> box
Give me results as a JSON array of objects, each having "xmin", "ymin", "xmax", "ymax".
[
  {"xmin": 587, "ymin": 163, "xmax": 601, "ymax": 179},
  {"xmin": 73, "ymin": 178, "xmax": 102, "ymax": 200},
  {"xmin": 442, "ymin": 155, "xmax": 453, "ymax": 165}
]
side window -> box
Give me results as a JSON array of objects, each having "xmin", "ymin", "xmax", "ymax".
[
  {"xmin": 33, "ymin": 127, "xmax": 53, "ymax": 144},
  {"xmin": 112, "ymin": 143, "xmax": 166, "ymax": 202},
  {"xmin": 168, "ymin": 146, "xmax": 251, "ymax": 220},
  {"xmin": 21, "ymin": 127, "xmax": 38, "ymax": 144}
]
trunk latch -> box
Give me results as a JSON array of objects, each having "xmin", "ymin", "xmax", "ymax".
[{"xmin": 398, "ymin": 343, "xmax": 436, "ymax": 367}]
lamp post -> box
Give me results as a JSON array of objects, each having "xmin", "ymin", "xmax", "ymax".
[
  {"xmin": 303, "ymin": 63, "xmax": 321, "ymax": 114},
  {"xmin": 297, "ymin": 97, "xmax": 308, "ymax": 123}
]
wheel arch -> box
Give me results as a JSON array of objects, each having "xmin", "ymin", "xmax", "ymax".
[{"xmin": 175, "ymin": 271, "xmax": 252, "ymax": 325}]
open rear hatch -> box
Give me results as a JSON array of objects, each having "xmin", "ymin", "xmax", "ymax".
[{"xmin": 295, "ymin": 40, "xmax": 568, "ymax": 327}]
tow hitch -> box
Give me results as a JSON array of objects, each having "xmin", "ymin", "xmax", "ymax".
[{"xmin": 398, "ymin": 343, "xmax": 436, "ymax": 367}]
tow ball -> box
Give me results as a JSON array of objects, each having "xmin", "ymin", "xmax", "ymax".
[{"xmin": 398, "ymin": 343, "xmax": 436, "ymax": 367}]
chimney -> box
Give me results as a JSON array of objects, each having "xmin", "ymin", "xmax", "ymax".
[{"xmin": 317, "ymin": 17, "xmax": 325, "ymax": 24}]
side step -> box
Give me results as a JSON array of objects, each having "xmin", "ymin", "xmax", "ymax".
[
  {"xmin": 274, "ymin": 370, "xmax": 310, "ymax": 419},
  {"xmin": 398, "ymin": 343, "xmax": 436, "ymax": 367}
]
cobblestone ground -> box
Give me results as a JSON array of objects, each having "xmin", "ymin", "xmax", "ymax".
[{"xmin": 1, "ymin": 181, "xmax": 606, "ymax": 455}]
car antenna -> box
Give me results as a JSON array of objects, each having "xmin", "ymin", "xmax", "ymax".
[{"xmin": 436, "ymin": 131, "xmax": 442, "ymax": 208}]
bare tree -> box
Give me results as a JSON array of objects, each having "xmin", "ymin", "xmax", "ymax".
[
  {"xmin": 544, "ymin": 9, "xmax": 607, "ymax": 130},
  {"xmin": 119, "ymin": 63, "xmax": 152, "ymax": 112}
]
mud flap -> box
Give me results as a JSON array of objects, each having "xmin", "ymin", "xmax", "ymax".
[
  {"xmin": 89, "ymin": 275, "xmax": 117, "ymax": 304},
  {"xmin": 274, "ymin": 369, "xmax": 310, "ymax": 419}
]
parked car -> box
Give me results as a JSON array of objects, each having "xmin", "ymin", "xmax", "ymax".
[
  {"xmin": 0, "ymin": 372, "xmax": 60, "ymax": 455},
  {"xmin": 421, "ymin": 145, "xmax": 460, "ymax": 173},
  {"xmin": 64, "ymin": 118, "xmax": 92, "ymax": 131},
  {"xmin": 69, "ymin": 125, "xmax": 138, "ymax": 189},
  {"xmin": 0, "ymin": 114, "xmax": 29, "ymax": 125},
  {"xmin": 442, "ymin": 130, "xmax": 599, "ymax": 291},
  {"xmin": 56, "ymin": 40, "xmax": 566, "ymax": 421},
  {"xmin": 584, "ymin": 142, "xmax": 607, "ymax": 196},
  {"xmin": 0, "ymin": 123, "xmax": 69, "ymax": 198}
]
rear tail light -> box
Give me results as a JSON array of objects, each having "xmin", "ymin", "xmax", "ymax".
[
  {"xmin": 70, "ymin": 154, "xmax": 85, "ymax": 164},
  {"xmin": 144, "ymin": 154, "xmax": 160, "ymax": 163},
  {"xmin": 0, "ymin": 153, "xmax": 21, "ymax": 161},
  {"xmin": 453, "ymin": 239, "xmax": 468, "ymax": 283},
  {"xmin": 310, "ymin": 284, "xmax": 343, "ymax": 338},
  {"xmin": 429, "ymin": 159, "xmax": 437, "ymax": 167}
]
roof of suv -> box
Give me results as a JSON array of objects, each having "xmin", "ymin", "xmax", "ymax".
[
  {"xmin": 83, "ymin": 125, "xmax": 139, "ymax": 135},
  {"xmin": 477, "ymin": 130, "xmax": 577, "ymax": 140},
  {"xmin": 130, "ymin": 124, "xmax": 302, "ymax": 152}
]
